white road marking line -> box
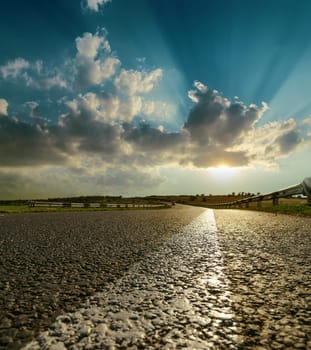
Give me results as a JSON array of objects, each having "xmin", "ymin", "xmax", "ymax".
[{"xmin": 24, "ymin": 209, "xmax": 239, "ymax": 349}]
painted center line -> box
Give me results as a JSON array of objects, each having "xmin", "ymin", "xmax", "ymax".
[{"xmin": 24, "ymin": 209, "xmax": 238, "ymax": 350}]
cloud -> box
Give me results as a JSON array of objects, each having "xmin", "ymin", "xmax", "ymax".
[
  {"xmin": 56, "ymin": 94, "xmax": 124, "ymax": 158},
  {"xmin": 0, "ymin": 58, "xmax": 30, "ymax": 79},
  {"xmin": 182, "ymin": 144, "xmax": 250, "ymax": 168},
  {"xmin": 184, "ymin": 81, "xmax": 267, "ymax": 146},
  {"xmin": 180, "ymin": 81, "xmax": 310, "ymax": 168},
  {"xmin": 75, "ymin": 56, "xmax": 120, "ymax": 88},
  {"xmin": 35, "ymin": 75, "xmax": 68, "ymax": 90},
  {"xmin": 0, "ymin": 117, "xmax": 66, "ymax": 167},
  {"xmin": 0, "ymin": 98, "xmax": 8, "ymax": 116},
  {"xmin": 76, "ymin": 31, "xmax": 111, "ymax": 58},
  {"xmin": 64, "ymin": 89, "xmax": 174, "ymax": 126},
  {"xmin": 74, "ymin": 30, "xmax": 120, "ymax": 88},
  {"xmin": 0, "ymin": 30, "xmax": 118, "ymax": 91},
  {"xmin": 6, "ymin": 31, "xmax": 111, "ymax": 92},
  {"xmin": 1, "ymin": 83, "xmax": 308, "ymax": 172},
  {"xmin": 66, "ymin": 92, "xmax": 120, "ymax": 122},
  {"xmin": 228, "ymin": 118, "xmax": 307, "ymax": 169},
  {"xmin": 302, "ymin": 115, "xmax": 311, "ymax": 126},
  {"xmin": 118, "ymin": 96, "xmax": 176, "ymax": 123},
  {"xmin": 24, "ymin": 74, "xmax": 68, "ymax": 90},
  {"xmin": 86, "ymin": 0, "xmax": 111, "ymax": 12},
  {"xmin": 123, "ymin": 121, "xmax": 185, "ymax": 153},
  {"xmin": 1, "ymin": 57, "xmax": 68, "ymax": 90},
  {"xmin": 0, "ymin": 92, "xmax": 124, "ymax": 168},
  {"xmin": 114, "ymin": 68, "xmax": 163, "ymax": 95},
  {"xmin": 275, "ymin": 128, "xmax": 301, "ymax": 154}
]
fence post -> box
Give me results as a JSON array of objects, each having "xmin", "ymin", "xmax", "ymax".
[
  {"xmin": 257, "ymin": 200, "xmax": 262, "ymax": 208},
  {"xmin": 302, "ymin": 177, "xmax": 311, "ymax": 205},
  {"xmin": 272, "ymin": 197, "xmax": 279, "ymax": 206}
]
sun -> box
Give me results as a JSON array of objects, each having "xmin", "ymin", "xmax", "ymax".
[
  {"xmin": 209, "ymin": 164, "xmax": 236, "ymax": 180},
  {"xmin": 216, "ymin": 164, "xmax": 231, "ymax": 172}
]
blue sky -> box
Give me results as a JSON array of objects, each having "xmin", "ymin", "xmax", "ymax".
[{"xmin": 0, "ymin": 0, "xmax": 311, "ymax": 198}]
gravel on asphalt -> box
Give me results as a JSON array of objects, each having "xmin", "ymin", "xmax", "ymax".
[
  {"xmin": 215, "ymin": 209, "xmax": 311, "ymax": 349},
  {"xmin": 1, "ymin": 206, "xmax": 310, "ymax": 349},
  {"xmin": 0, "ymin": 206, "xmax": 205, "ymax": 349}
]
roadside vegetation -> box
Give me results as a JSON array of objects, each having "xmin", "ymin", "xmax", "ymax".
[
  {"xmin": 0, "ymin": 205, "xmax": 160, "ymax": 214},
  {"xmin": 149, "ymin": 194, "xmax": 311, "ymax": 218},
  {"xmin": 1, "ymin": 195, "xmax": 310, "ymax": 217},
  {"xmin": 0, "ymin": 197, "xmax": 171, "ymax": 214},
  {"xmin": 0, "ymin": 205, "xmax": 171, "ymax": 214},
  {"xmin": 245, "ymin": 204, "xmax": 311, "ymax": 217}
]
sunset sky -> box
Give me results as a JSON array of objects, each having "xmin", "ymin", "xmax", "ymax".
[{"xmin": 1, "ymin": 0, "xmax": 311, "ymax": 199}]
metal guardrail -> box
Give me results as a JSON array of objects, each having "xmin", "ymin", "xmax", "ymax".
[
  {"xmin": 28, "ymin": 201, "xmax": 170, "ymax": 209},
  {"xmin": 208, "ymin": 177, "xmax": 311, "ymax": 208}
]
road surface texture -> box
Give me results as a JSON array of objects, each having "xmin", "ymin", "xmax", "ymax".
[{"xmin": 0, "ymin": 206, "xmax": 309, "ymax": 349}]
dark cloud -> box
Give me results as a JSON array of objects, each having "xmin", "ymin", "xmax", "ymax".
[
  {"xmin": 185, "ymin": 87, "xmax": 224, "ymax": 145},
  {"xmin": 55, "ymin": 103, "xmax": 122, "ymax": 156},
  {"xmin": 0, "ymin": 117, "xmax": 65, "ymax": 166},
  {"xmin": 186, "ymin": 146, "xmax": 250, "ymax": 168},
  {"xmin": 184, "ymin": 82, "xmax": 265, "ymax": 146},
  {"xmin": 123, "ymin": 122, "xmax": 185, "ymax": 152},
  {"xmin": 51, "ymin": 98, "xmax": 122, "ymax": 158},
  {"xmin": 275, "ymin": 129, "xmax": 301, "ymax": 154}
]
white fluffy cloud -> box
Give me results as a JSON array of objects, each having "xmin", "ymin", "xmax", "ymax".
[
  {"xmin": 74, "ymin": 31, "xmax": 120, "ymax": 88},
  {"xmin": 65, "ymin": 92, "xmax": 120, "ymax": 123},
  {"xmin": 75, "ymin": 56, "xmax": 120, "ymax": 87},
  {"xmin": 76, "ymin": 31, "xmax": 111, "ymax": 58},
  {"xmin": 86, "ymin": 0, "xmax": 111, "ymax": 12},
  {"xmin": 114, "ymin": 68, "xmax": 163, "ymax": 95},
  {"xmin": 0, "ymin": 98, "xmax": 8, "ymax": 116}
]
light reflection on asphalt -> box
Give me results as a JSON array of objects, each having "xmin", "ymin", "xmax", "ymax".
[{"xmin": 24, "ymin": 209, "xmax": 240, "ymax": 349}]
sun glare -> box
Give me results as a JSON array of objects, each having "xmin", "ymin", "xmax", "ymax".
[
  {"xmin": 209, "ymin": 164, "xmax": 236, "ymax": 180},
  {"xmin": 217, "ymin": 164, "xmax": 231, "ymax": 172}
]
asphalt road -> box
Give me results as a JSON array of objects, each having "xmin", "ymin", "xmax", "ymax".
[{"xmin": 0, "ymin": 206, "xmax": 310, "ymax": 349}]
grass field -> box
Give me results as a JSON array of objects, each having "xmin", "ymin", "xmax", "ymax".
[
  {"xmin": 154, "ymin": 195, "xmax": 311, "ymax": 218},
  {"xmin": 182, "ymin": 197, "xmax": 311, "ymax": 217},
  {"xmin": 245, "ymin": 204, "xmax": 311, "ymax": 217}
]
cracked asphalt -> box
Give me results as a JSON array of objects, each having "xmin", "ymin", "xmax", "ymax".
[{"xmin": 0, "ymin": 206, "xmax": 310, "ymax": 349}]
